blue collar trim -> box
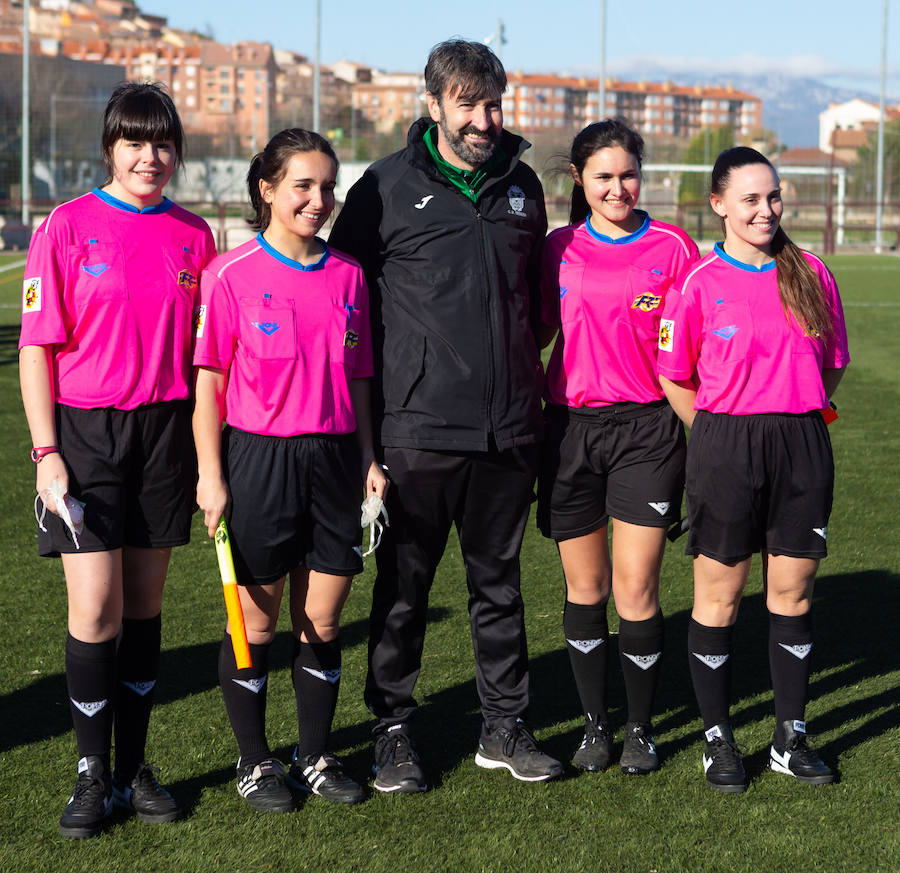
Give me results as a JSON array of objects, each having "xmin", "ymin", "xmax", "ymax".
[
  {"xmin": 714, "ymin": 241, "xmax": 776, "ymax": 272},
  {"xmin": 257, "ymin": 232, "xmax": 330, "ymax": 271},
  {"xmin": 585, "ymin": 210, "xmax": 650, "ymax": 244},
  {"xmin": 92, "ymin": 187, "xmax": 173, "ymax": 214}
]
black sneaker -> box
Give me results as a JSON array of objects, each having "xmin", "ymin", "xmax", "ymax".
[
  {"xmin": 112, "ymin": 763, "xmax": 182, "ymax": 823},
  {"xmin": 620, "ymin": 722, "xmax": 659, "ymax": 775},
  {"xmin": 702, "ymin": 723, "xmax": 747, "ymax": 793},
  {"xmin": 58, "ymin": 755, "xmax": 112, "ymax": 839},
  {"xmin": 769, "ymin": 720, "xmax": 835, "ymax": 785},
  {"xmin": 474, "ymin": 719, "xmax": 563, "ymax": 782},
  {"xmin": 373, "ymin": 725, "xmax": 427, "ymax": 794},
  {"xmin": 572, "ymin": 716, "xmax": 613, "ymax": 771},
  {"xmin": 287, "ymin": 749, "xmax": 366, "ymax": 804},
  {"xmin": 235, "ymin": 758, "xmax": 294, "ymax": 812}
]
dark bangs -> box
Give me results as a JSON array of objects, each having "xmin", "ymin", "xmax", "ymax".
[{"xmin": 101, "ymin": 82, "xmax": 184, "ymax": 177}]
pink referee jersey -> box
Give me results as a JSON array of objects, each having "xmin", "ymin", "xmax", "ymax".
[
  {"xmin": 657, "ymin": 243, "xmax": 850, "ymax": 414},
  {"xmin": 541, "ymin": 211, "xmax": 699, "ymax": 407},
  {"xmin": 19, "ymin": 188, "xmax": 215, "ymax": 410},
  {"xmin": 193, "ymin": 234, "xmax": 373, "ymax": 438}
]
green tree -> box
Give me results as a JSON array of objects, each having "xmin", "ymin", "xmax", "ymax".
[
  {"xmin": 850, "ymin": 117, "xmax": 900, "ymax": 204},
  {"xmin": 678, "ymin": 125, "xmax": 735, "ymax": 205}
]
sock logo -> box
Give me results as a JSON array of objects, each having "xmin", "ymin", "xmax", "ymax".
[
  {"xmin": 779, "ymin": 642, "xmax": 812, "ymax": 660},
  {"xmin": 692, "ymin": 652, "xmax": 729, "ymax": 670},
  {"xmin": 567, "ymin": 637, "xmax": 605, "ymax": 654},
  {"xmin": 233, "ymin": 676, "xmax": 267, "ymax": 693},
  {"xmin": 71, "ymin": 698, "xmax": 108, "ymax": 717},
  {"xmin": 302, "ymin": 667, "xmax": 342, "ymax": 684},
  {"xmin": 121, "ymin": 680, "xmax": 156, "ymax": 696},
  {"xmin": 623, "ymin": 652, "xmax": 661, "ymax": 670},
  {"xmin": 648, "ymin": 502, "xmax": 670, "ymax": 516},
  {"xmin": 704, "ymin": 724, "xmax": 725, "ymax": 742}
]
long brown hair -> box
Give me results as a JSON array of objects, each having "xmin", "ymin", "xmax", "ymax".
[{"xmin": 712, "ymin": 147, "xmax": 833, "ymax": 337}]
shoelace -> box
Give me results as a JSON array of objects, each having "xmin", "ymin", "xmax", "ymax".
[
  {"xmin": 629, "ymin": 726, "xmax": 653, "ymax": 746},
  {"xmin": 785, "ymin": 734, "xmax": 820, "ymax": 763},
  {"xmin": 585, "ymin": 720, "xmax": 612, "ymax": 743},
  {"xmin": 72, "ymin": 773, "xmax": 107, "ymax": 804},
  {"xmin": 382, "ymin": 734, "xmax": 416, "ymax": 766},
  {"xmin": 132, "ymin": 763, "xmax": 164, "ymax": 793},
  {"xmin": 711, "ymin": 737, "xmax": 744, "ymax": 767},
  {"xmin": 505, "ymin": 724, "xmax": 540, "ymax": 757}
]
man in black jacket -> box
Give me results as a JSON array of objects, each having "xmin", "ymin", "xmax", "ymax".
[{"xmin": 329, "ymin": 38, "xmax": 560, "ymax": 793}]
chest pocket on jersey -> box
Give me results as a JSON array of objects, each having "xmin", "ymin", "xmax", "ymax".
[
  {"xmin": 331, "ymin": 300, "xmax": 361, "ymax": 366},
  {"xmin": 705, "ymin": 300, "xmax": 754, "ymax": 364},
  {"xmin": 239, "ymin": 297, "xmax": 298, "ymax": 360},
  {"xmin": 557, "ymin": 262, "xmax": 585, "ymax": 324},
  {"xmin": 68, "ymin": 243, "xmax": 126, "ymax": 316},
  {"xmin": 623, "ymin": 266, "xmax": 672, "ymax": 342}
]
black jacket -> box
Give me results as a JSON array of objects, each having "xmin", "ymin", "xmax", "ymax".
[{"xmin": 329, "ymin": 118, "xmax": 547, "ymax": 452}]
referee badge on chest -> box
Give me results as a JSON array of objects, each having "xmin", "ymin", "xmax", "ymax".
[
  {"xmin": 344, "ymin": 329, "xmax": 359, "ymax": 349},
  {"xmin": 631, "ymin": 293, "xmax": 662, "ymax": 312},
  {"xmin": 177, "ymin": 269, "xmax": 198, "ymax": 290}
]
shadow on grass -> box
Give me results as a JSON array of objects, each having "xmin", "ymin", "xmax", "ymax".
[
  {"xmin": 0, "ymin": 606, "xmax": 452, "ymax": 754},
  {"xmin": 2, "ymin": 570, "xmax": 897, "ymax": 789},
  {"xmin": 411, "ymin": 568, "xmax": 900, "ymax": 778},
  {"xmin": 0, "ymin": 324, "xmax": 20, "ymax": 367}
]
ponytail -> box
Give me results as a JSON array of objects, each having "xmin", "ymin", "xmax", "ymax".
[{"xmin": 772, "ymin": 227, "xmax": 834, "ymax": 338}]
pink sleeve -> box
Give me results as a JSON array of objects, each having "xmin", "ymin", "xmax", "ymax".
[
  {"xmin": 351, "ymin": 267, "xmax": 374, "ymax": 380},
  {"xmin": 657, "ymin": 284, "xmax": 701, "ymax": 381},
  {"xmin": 18, "ymin": 226, "xmax": 68, "ymax": 348},
  {"xmin": 192, "ymin": 269, "xmax": 236, "ymax": 370},
  {"xmin": 819, "ymin": 264, "xmax": 850, "ymax": 369}
]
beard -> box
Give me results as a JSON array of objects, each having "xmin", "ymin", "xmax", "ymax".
[{"xmin": 438, "ymin": 118, "xmax": 500, "ymax": 168}]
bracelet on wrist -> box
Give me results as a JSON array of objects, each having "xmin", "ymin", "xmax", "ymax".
[{"xmin": 31, "ymin": 446, "xmax": 59, "ymax": 463}]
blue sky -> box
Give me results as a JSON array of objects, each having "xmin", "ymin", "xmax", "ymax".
[{"xmin": 151, "ymin": 0, "xmax": 898, "ymax": 96}]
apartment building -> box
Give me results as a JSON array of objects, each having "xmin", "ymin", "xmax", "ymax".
[{"xmin": 507, "ymin": 74, "xmax": 762, "ymax": 139}]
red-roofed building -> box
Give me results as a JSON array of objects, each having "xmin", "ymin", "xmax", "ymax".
[{"xmin": 506, "ymin": 74, "xmax": 762, "ymax": 138}]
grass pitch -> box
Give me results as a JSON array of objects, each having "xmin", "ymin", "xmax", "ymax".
[{"xmin": 0, "ymin": 254, "xmax": 897, "ymax": 873}]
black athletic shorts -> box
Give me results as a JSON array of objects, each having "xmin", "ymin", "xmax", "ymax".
[
  {"xmin": 223, "ymin": 426, "xmax": 363, "ymax": 585},
  {"xmin": 685, "ymin": 410, "xmax": 834, "ymax": 563},
  {"xmin": 537, "ymin": 400, "xmax": 686, "ymax": 540},
  {"xmin": 37, "ymin": 400, "xmax": 195, "ymax": 556}
]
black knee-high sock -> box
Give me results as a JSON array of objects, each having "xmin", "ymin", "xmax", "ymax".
[
  {"xmin": 769, "ymin": 611, "xmax": 813, "ymax": 744},
  {"xmin": 218, "ymin": 635, "xmax": 271, "ymax": 767},
  {"xmin": 66, "ymin": 633, "xmax": 117, "ymax": 771},
  {"xmin": 618, "ymin": 611, "xmax": 665, "ymax": 726},
  {"xmin": 292, "ymin": 637, "xmax": 342, "ymax": 759},
  {"xmin": 687, "ymin": 618, "xmax": 733, "ymax": 730},
  {"xmin": 563, "ymin": 601, "xmax": 609, "ymax": 723},
  {"xmin": 114, "ymin": 614, "xmax": 161, "ymax": 782}
]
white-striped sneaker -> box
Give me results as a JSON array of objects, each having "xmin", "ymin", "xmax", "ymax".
[
  {"xmin": 287, "ymin": 749, "xmax": 365, "ymax": 804},
  {"xmin": 235, "ymin": 758, "xmax": 294, "ymax": 813}
]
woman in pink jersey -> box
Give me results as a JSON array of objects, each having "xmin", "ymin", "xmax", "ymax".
[
  {"xmin": 538, "ymin": 120, "xmax": 699, "ymax": 775},
  {"xmin": 19, "ymin": 83, "xmax": 216, "ymax": 837},
  {"xmin": 658, "ymin": 147, "xmax": 849, "ymax": 793},
  {"xmin": 193, "ymin": 129, "xmax": 387, "ymax": 812}
]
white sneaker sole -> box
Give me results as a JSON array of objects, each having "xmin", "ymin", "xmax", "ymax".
[{"xmin": 474, "ymin": 752, "xmax": 559, "ymax": 782}]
